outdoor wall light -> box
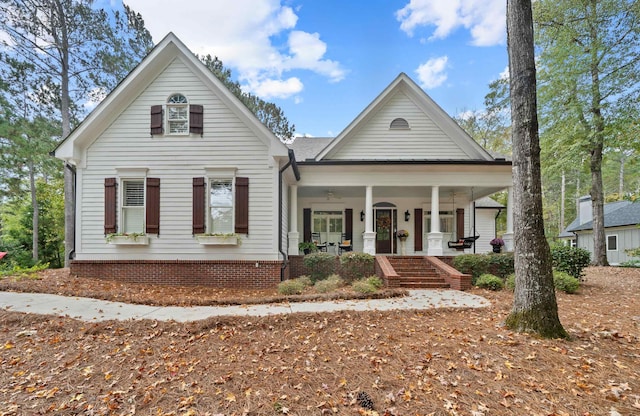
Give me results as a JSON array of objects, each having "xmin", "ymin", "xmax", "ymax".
[
  {"xmin": 404, "ymin": 210, "xmax": 411, "ymax": 221},
  {"xmin": 360, "ymin": 210, "xmax": 365, "ymax": 221}
]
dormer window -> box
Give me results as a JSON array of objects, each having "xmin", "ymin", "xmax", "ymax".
[
  {"xmin": 150, "ymin": 95, "xmax": 203, "ymax": 136},
  {"xmin": 390, "ymin": 118, "xmax": 410, "ymax": 129},
  {"xmin": 167, "ymin": 94, "xmax": 189, "ymax": 134}
]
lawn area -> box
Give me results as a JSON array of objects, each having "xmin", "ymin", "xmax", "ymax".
[{"xmin": 0, "ymin": 266, "xmax": 638, "ymax": 415}]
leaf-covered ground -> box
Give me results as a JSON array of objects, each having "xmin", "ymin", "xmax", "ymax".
[{"xmin": 0, "ymin": 267, "xmax": 638, "ymax": 415}]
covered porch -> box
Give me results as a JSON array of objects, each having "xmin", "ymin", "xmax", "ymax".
[{"xmin": 286, "ymin": 164, "xmax": 514, "ymax": 257}]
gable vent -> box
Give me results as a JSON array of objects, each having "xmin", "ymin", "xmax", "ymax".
[{"xmin": 390, "ymin": 118, "xmax": 410, "ymax": 129}]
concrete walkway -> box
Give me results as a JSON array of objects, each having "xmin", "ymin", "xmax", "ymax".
[{"xmin": 0, "ymin": 290, "xmax": 490, "ymax": 322}]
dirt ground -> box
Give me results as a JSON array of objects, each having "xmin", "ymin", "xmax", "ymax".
[{"xmin": 0, "ymin": 267, "xmax": 638, "ymax": 415}]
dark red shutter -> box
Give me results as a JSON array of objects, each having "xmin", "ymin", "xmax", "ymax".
[
  {"xmin": 146, "ymin": 178, "xmax": 160, "ymax": 234},
  {"xmin": 104, "ymin": 178, "xmax": 117, "ymax": 234},
  {"xmin": 345, "ymin": 208, "xmax": 353, "ymax": 240},
  {"xmin": 189, "ymin": 104, "xmax": 203, "ymax": 135},
  {"xmin": 414, "ymin": 208, "xmax": 423, "ymax": 251},
  {"xmin": 456, "ymin": 208, "xmax": 465, "ymax": 240},
  {"xmin": 235, "ymin": 177, "xmax": 249, "ymax": 234},
  {"xmin": 192, "ymin": 177, "xmax": 206, "ymax": 234},
  {"xmin": 150, "ymin": 105, "xmax": 163, "ymax": 135},
  {"xmin": 303, "ymin": 208, "xmax": 311, "ymax": 242}
]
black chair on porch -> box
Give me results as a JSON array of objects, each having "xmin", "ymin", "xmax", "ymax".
[
  {"xmin": 338, "ymin": 233, "xmax": 352, "ymax": 255},
  {"xmin": 311, "ymin": 232, "xmax": 327, "ymax": 252}
]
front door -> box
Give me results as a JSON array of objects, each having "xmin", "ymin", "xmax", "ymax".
[{"xmin": 375, "ymin": 209, "xmax": 396, "ymax": 254}]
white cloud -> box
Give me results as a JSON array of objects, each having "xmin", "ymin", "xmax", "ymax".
[
  {"xmin": 416, "ymin": 56, "xmax": 449, "ymax": 89},
  {"xmin": 125, "ymin": 0, "xmax": 344, "ymax": 100},
  {"xmin": 396, "ymin": 0, "xmax": 505, "ymax": 46},
  {"xmin": 248, "ymin": 77, "xmax": 304, "ymax": 100}
]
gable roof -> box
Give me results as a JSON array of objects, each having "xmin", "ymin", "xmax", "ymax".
[
  {"xmin": 54, "ymin": 32, "xmax": 289, "ymax": 165},
  {"xmin": 314, "ymin": 73, "xmax": 495, "ymax": 162},
  {"xmin": 562, "ymin": 200, "xmax": 639, "ymax": 234}
]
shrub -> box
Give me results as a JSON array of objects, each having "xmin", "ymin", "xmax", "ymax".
[
  {"xmin": 553, "ymin": 270, "xmax": 580, "ymax": 294},
  {"xmin": 487, "ymin": 252, "xmax": 514, "ymax": 278},
  {"xmin": 453, "ymin": 254, "xmax": 490, "ymax": 285},
  {"xmin": 296, "ymin": 275, "xmax": 313, "ymax": 287},
  {"xmin": 550, "ymin": 245, "xmax": 591, "ymax": 280},
  {"xmin": 505, "ymin": 273, "xmax": 516, "ymax": 291},
  {"xmin": 364, "ymin": 275, "xmax": 384, "ymax": 289},
  {"xmin": 314, "ymin": 274, "xmax": 344, "ymax": 293},
  {"xmin": 303, "ymin": 252, "xmax": 336, "ymax": 282},
  {"xmin": 620, "ymin": 259, "xmax": 640, "ymax": 268},
  {"xmin": 339, "ymin": 252, "xmax": 375, "ymax": 283},
  {"xmin": 475, "ymin": 273, "xmax": 504, "ymax": 291},
  {"xmin": 351, "ymin": 279, "xmax": 377, "ymax": 294},
  {"xmin": 277, "ymin": 279, "xmax": 306, "ymax": 295},
  {"xmin": 625, "ymin": 247, "xmax": 640, "ymax": 258}
]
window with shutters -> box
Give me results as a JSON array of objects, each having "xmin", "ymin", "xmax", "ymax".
[
  {"xmin": 209, "ymin": 179, "xmax": 233, "ymax": 234},
  {"xmin": 122, "ymin": 180, "xmax": 145, "ymax": 233},
  {"xmin": 167, "ymin": 94, "xmax": 188, "ymax": 134}
]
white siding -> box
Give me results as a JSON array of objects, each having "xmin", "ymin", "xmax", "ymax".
[
  {"xmin": 330, "ymin": 91, "xmax": 469, "ymax": 160},
  {"xmin": 578, "ymin": 227, "xmax": 640, "ymax": 265},
  {"xmin": 77, "ymin": 58, "xmax": 279, "ymax": 260},
  {"xmin": 475, "ymin": 209, "xmax": 499, "ymax": 254}
]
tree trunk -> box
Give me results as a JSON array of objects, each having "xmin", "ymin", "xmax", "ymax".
[
  {"xmin": 504, "ymin": 0, "xmax": 567, "ymax": 338},
  {"xmin": 29, "ymin": 159, "xmax": 38, "ymax": 262},
  {"xmin": 51, "ymin": 0, "xmax": 75, "ymax": 267},
  {"xmin": 619, "ymin": 156, "xmax": 625, "ymax": 199},
  {"xmin": 560, "ymin": 171, "xmax": 565, "ymax": 232},
  {"xmin": 588, "ymin": 0, "xmax": 608, "ymax": 267}
]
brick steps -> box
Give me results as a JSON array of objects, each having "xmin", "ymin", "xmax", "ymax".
[{"xmin": 386, "ymin": 256, "xmax": 450, "ymax": 289}]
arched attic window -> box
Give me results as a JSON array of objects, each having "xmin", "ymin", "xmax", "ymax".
[
  {"xmin": 167, "ymin": 94, "xmax": 189, "ymax": 134},
  {"xmin": 150, "ymin": 94, "xmax": 203, "ymax": 136},
  {"xmin": 390, "ymin": 117, "xmax": 410, "ymax": 130}
]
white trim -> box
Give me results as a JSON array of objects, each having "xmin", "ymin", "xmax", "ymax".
[
  {"xmin": 116, "ymin": 167, "xmax": 148, "ymax": 177},
  {"xmin": 606, "ymin": 234, "xmax": 618, "ymax": 251}
]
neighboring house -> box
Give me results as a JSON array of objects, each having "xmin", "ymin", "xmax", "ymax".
[
  {"xmin": 54, "ymin": 33, "xmax": 513, "ymax": 288},
  {"xmin": 560, "ymin": 196, "xmax": 640, "ymax": 265}
]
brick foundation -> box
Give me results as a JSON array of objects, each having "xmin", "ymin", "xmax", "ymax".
[
  {"xmin": 70, "ymin": 260, "xmax": 283, "ymax": 289},
  {"xmin": 288, "ymin": 255, "xmax": 375, "ymax": 280}
]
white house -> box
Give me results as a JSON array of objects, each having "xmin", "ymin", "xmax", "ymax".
[
  {"xmin": 561, "ymin": 196, "xmax": 640, "ymax": 265},
  {"xmin": 54, "ymin": 33, "xmax": 514, "ymax": 289}
]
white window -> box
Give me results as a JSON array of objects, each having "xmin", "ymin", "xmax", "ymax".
[
  {"xmin": 425, "ymin": 211, "xmax": 454, "ymax": 233},
  {"xmin": 121, "ymin": 179, "xmax": 145, "ymax": 233},
  {"xmin": 607, "ymin": 235, "xmax": 618, "ymax": 251},
  {"xmin": 313, "ymin": 210, "xmax": 343, "ymax": 243},
  {"xmin": 167, "ymin": 93, "xmax": 188, "ymax": 134},
  {"xmin": 209, "ymin": 179, "xmax": 233, "ymax": 233}
]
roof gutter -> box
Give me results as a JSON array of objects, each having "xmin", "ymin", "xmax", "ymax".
[
  {"xmin": 278, "ymin": 149, "xmax": 301, "ymax": 281},
  {"xmin": 297, "ymin": 159, "xmax": 511, "ymax": 166}
]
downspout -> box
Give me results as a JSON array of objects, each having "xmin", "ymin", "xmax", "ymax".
[
  {"xmin": 473, "ymin": 201, "xmax": 477, "ymax": 254},
  {"xmin": 65, "ymin": 162, "xmax": 77, "ymax": 260},
  {"xmin": 278, "ymin": 149, "xmax": 300, "ymax": 281}
]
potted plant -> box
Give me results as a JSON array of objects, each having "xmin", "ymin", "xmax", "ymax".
[
  {"xmin": 396, "ymin": 230, "xmax": 410, "ymax": 241},
  {"xmin": 299, "ymin": 241, "xmax": 318, "ymax": 255},
  {"xmin": 490, "ymin": 237, "xmax": 505, "ymax": 253}
]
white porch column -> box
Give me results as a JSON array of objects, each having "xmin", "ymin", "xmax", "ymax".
[
  {"xmin": 427, "ymin": 186, "xmax": 444, "ymax": 256},
  {"xmin": 502, "ymin": 186, "xmax": 514, "ymax": 252},
  {"xmin": 363, "ymin": 185, "xmax": 376, "ymax": 255},
  {"xmin": 287, "ymin": 185, "xmax": 300, "ymax": 255}
]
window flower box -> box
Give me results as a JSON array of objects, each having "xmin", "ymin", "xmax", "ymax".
[
  {"xmin": 106, "ymin": 234, "xmax": 149, "ymax": 245},
  {"xmin": 195, "ymin": 234, "xmax": 240, "ymax": 246}
]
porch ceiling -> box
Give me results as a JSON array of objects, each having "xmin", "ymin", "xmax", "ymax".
[{"xmin": 297, "ymin": 186, "xmax": 504, "ymax": 201}]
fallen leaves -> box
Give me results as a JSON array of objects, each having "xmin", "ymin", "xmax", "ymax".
[{"xmin": 0, "ymin": 267, "xmax": 638, "ymax": 414}]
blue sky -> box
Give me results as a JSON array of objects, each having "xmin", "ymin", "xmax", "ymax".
[{"xmin": 117, "ymin": 0, "xmax": 508, "ymax": 137}]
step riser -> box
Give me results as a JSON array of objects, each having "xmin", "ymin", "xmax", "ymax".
[{"xmin": 387, "ymin": 257, "xmax": 449, "ymax": 288}]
